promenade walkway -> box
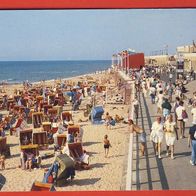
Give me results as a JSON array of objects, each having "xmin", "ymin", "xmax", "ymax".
[{"xmin": 132, "ymin": 80, "xmax": 196, "ymax": 190}]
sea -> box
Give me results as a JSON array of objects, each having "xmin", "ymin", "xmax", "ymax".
[{"xmin": 0, "ymin": 60, "xmax": 111, "ymax": 84}]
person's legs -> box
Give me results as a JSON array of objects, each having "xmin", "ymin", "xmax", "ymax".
[
  {"xmin": 150, "ymin": 95, "xmax": 154, "ymax": 104},
  {"xmin": 171, "ymin": 145, "xmax": 174, "ymax": 159},
  {"xmin": 166, "ymin": 145, "xmax": 169, "ymax": 156},
  {"xmin": 106, "ymin": 148, "xmax": 109, "ymax": 157},
  {"xmin": 182, "ymin": 121, "xmax": 185, "ymax": 138},
  {"xmin": 140, "ymin": 143, "xmax": 145, "ymax": 156},
  {"xmin": 191, "ymin": 140, "xmax": 196, "ymax": 164},
  {"xmin": 29, "ymin": 160, "xmax": 32, "ymax": 171},
  {"xmin": 155, "ymin": 143, "xmax": 158, "ymax": 155},
  {"xmin": 178, "ymin": 120, "xmax": 182, "ymax": 138},
  {"xmin": 174, "ymin": 113, "xmax": 177, "ymax": 124},
  {"xmin": 25, "ymin": 160, "xmax": 29, "ymax": 170},
  {"xmin": 158, "ymin": 143, "xmax": 162, "ymax": 158},
  {"xmin": 152, "ymin": 95, "xmax": 155, "ymax": 104},
  {"xmin": 2, "ymin": 159, "xmax": 5, "ymax": 169}
]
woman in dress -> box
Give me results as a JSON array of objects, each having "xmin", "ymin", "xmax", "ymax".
[
  {"xmin": 156, "ymin": 91, "xmax": 164, "ymax": 114},
  {"xmin": 164, "ymin": 114, "xmax": 176, "ymax": 159},
  {"xmin": 150, "ymin": 116, "xmax": 164, "ymax": 159}
]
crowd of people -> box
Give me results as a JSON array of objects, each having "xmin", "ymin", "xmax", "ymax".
[{"xmin": 129, "ymin": 65, "xmax": 196, "ymax": 165}]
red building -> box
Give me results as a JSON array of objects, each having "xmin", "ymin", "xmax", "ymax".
[
  {"xmin": 127, "ymin": 53, "xmax": 144, "ymax": 70},
  {"xmin": 114, "ymin": 51, "xmax": 144, "ymax": 72}
]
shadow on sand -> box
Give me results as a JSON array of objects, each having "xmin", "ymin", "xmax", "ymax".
[
  {"xmin": 0, "ymin": 174, "xmax": 6, "ymax": 190},
  {"xmin": 70, "ymin": 177, "xmax": 101, "ymax": 186}
]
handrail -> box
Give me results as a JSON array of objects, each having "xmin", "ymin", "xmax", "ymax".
[
  {"xmin": 126, "ymin": 80, "xmax": 135, "ymax": 190},
  {"xmin": 118, "ymin": 70, "xmax": 135, "ymax": 190}
]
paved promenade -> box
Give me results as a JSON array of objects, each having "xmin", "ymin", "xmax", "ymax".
[{"xmin": 132, "ymin": 80, "xmax": 196, "ymax": 190}]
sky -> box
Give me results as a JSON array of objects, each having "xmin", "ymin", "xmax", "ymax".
[{"xmin": 0, "ymin": 9, "xmax": 195, "ymax": 61}]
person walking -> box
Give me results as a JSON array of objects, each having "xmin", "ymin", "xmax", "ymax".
[
  {"xmin": 157, "ymin": 91, "xmax": 164, "ymax": 114},
  {"xmin": 162, "ymin": 98, "xmax": 172, "ymax": 122},
  {"xmin": 188, "ymin": 122, "xmax": 196, "ymax": 165},
  {"xmin": 149, "ymin": 85, "xmax": 156, "ymax": 104},
  {"xmin": 128, "ymin": 119, "xmax": 146, "ymax": 156},
  {"xmin": 150, "ymin": 116, "xmax": 164, "ymax": 159},
  {"xmin": 164, "ymin": 114, "xmax": 176, "ymax": 159},
  {"xmin": 104, "ymin": 135, "xmax": 112, "ymax": 158},
  {"xmin": 176, "ymin": 101, "xmax": 187, "ymax": 139},
  {"xmin": 167, "ymin": 83, "xmax": 174, "ymax": 103}
]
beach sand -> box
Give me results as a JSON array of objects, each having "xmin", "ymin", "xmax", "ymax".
[{"xmin": 0, "ymin": 71, "xmax": 131, "ymax": 191}]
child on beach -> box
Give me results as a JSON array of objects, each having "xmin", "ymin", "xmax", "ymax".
[
  {"xmin": 0, "ymin": 155, "xmax": 5, "ymax": 170},
  {"xmin": 104, "ymin": 135, "xmax": 112, "ymax": 158}
]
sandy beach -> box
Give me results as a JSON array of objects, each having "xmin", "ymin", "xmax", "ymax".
[{"xmin": 0, "ymin": 71, "xmax": 132, "ymax": 191}]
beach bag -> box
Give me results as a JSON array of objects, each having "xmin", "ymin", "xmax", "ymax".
[{"xmin": 182, "ymin": 110, "xmax": 188, "ymax": 122}]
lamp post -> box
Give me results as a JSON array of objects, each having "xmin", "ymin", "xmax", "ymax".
[{"xmin": 164, "ymin": 45, "xmax": 168, "ymax": 55}]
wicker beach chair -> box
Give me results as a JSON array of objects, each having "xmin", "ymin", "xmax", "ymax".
[
  {"xmin": 43, "ymin": 104, "xmax": 53, "ymax": 115},
  {"xmin": 32, "ymin": 130, "xmax": 48, "ymax": 150},
  {"xmin": 51, "ymin": 122, "xmax": 58, "ymax": 134},
  {"xmin": 7, "ymin": 98, "xmax": 14, "ymax": 111},
  {"xmin": 42, "ymin": 122, "xmax": 52, "ymax": 132},
  {"xmin": 61, "ymin": 112, "xmax": 72, "ymax": 126},
  {"xmin": 48, "ymin": 108, "xmax": 58, "ymax": 119},
  {"xmin": 67, "ymin": 125, "xmax": 80, "ymax": 135},
  {"xmin": 20, "ymin": 144, "xmax": 40, "ymax": 169},
  {"xmin": 19, "ymin": 129, "xmax": 33, "ymax": 146},
  {"xmin": 48, "ymin": 94, "xmax": 55, "ymax": 104},
  {"xmin": 57, "ymin": 134, "xmax": 67, "ymax": 148},
  {"xmin": 32, "ymin": 112, "xmax": 44, "ymax": 128},
  {"xmin": 68, "ymin": 142, "xmax": 90, "ymax": 170}
]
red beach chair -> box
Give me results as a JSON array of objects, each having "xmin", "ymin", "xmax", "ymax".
[
  {"xmin": 57, "ymin": 134, "xmax": 67, "ymax": 148},
  {"xmin": 67, "ymin": 125, "xmax": 80, "ymax": 135},
  {"xmin": 31, "ymin": 181, "xmax": 56, "ymax": 191}
]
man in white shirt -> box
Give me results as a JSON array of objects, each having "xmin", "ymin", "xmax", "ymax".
[{"xmin": 176, "ymin": 101, "xmax": 186, "ymax": 139}]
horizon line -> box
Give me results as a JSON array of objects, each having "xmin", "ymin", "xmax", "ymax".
[{"xmin": 0, "ymin": 59, "xmax": 111, "ymax": 62}]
